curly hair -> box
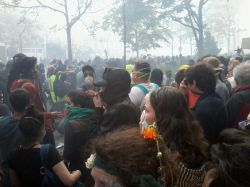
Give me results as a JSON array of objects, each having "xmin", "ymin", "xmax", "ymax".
[
  {"xmin": 94, "ymin": 127, "xmax": 177, "ymax": 187},
  {"xmin": 150, "ymin": 87, "xmax": 208, "ymax": 169}
]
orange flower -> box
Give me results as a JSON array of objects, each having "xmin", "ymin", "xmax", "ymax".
[{"xmin": 143, "ymin": 125, "xmax": 158, "ymax": 140}]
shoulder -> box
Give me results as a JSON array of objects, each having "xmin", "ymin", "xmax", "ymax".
[
  {"xmin": 196, "ymin": 94, "xmax": 224, "ymax": 110},
  {"xmin": 42, "ymin": 144, "xmax": 62, "ymax": 168},
  {"xmin": 0, "ymin": 116, "xmax": 17, "ymax": 133}
]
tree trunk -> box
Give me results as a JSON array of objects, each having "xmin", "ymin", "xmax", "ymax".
[
  {"xmin": 123, "ymin": 0, "xmax": 127, "ymax": 66},
  {"xmin": 197, "ymin": 0, "xmax": 205, "ymax": 58},
  {"xmin": 64, "ymin": 0, "xmax": 72, "ymax": 63},
  {"xmin": 66, "ymin": 27, "xmax": 73, "ymax": 63},
  {"xmin": 135, "ymin": 29, "xmax": 139, "ymax": 58}
]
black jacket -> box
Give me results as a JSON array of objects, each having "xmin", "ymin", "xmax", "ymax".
[
  {"xmin": 193, "ymin": 93, "xmax": 228, "ymax": 144},
  {"xmin": 226, "ymin": 85, "xmax": 250, "ymax": 128},
  {"xmin": 94, "ymin": 97, "xmax": 141, "ymax": 136}
]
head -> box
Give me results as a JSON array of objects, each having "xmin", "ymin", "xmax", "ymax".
[
  {"xmin": 201, "ymin": 56, "xmax": 223, "ymax": 79},
  {"xmin": 66, "ymin": 90, "xmax": 94, "ymax": 109},
  {"xmin": 146, "ymin": 87, "xmax": 208, "ymax": 168},
  {"xmin": 82, "ymin": 65, "xmax": 95, "ymax": 86},
  {"xmin": 185, "ymin": 64, "xmax": 216, "ymax": 94},
  {"xmin": 12, "ymin": 53, "xmax": 37, "ymax": 76},
  {"xmin": 150, "ymin": 68, "xmax": 163, "ymax": 87},
  {"xmin": 206, "ymin": 129, "xmax": 250, "ymax": 187},
  {"xmin": 9, "ymin": 89, "xmax": 30, "ymax": 113},
  {"xmin": 132, "ymin": 61, "xmax": 151, "ymax": 84},
  {"xmin": 233, "ymin": 63, "xmax": 250, "ymax": 87},
  {"xmin": 92, "ymin": 127, "xmax": 176, "ymax": 187},
  {"xmin": 96, "ymin": 68, "xmax": 131, "ymax": 107},
  {"xmin": 19, "ymin": 106, "xmax": 45, "ymax": 146},
  {"xmin": 175, "ymin": 69, "xmax": 187, "ymax": 88}
]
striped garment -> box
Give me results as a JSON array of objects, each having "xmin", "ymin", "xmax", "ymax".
[{"xmin": 175, "ymin": 162, "xmax": 206, "ymax": 187}]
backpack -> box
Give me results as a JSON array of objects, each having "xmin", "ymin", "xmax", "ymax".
[
  {"xmin": 53, "ymin": 79, "xmax": 68, "ymax": 98},
  {"xmin": 134, "ymin": 83, "xmax": 159, "ymax": 110},
  {"xmin": 134, "ymin": 83, "xmax": 159, "ymax": 95},
  {"xmin": 40, "ymin": 144, "xmax": 65, "ymax": 187}
]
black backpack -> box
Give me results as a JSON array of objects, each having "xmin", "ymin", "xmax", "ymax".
[{"xmin": 53, "ymin": 79, "xmax": 68, "ymax": 98}]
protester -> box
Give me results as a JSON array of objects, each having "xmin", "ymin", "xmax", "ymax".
[
  {"xmin": 203, "ymin": 128, "xmax": 250, "ymax": 187},
  {"xmin": 7, "ymin": 54, "xmax": 63, "ymax": 145},
  {"xmin": 227, "ymin": 59, "xmax": 240, "ymax": 89},
  {"xmin": 201, "ymin": 56, "xmax": 230, "ymax": 103},
  {"xmin": 0, "ymin": 89, "xmax": 30, "ymax": 186},
  {"xmin": 185, "ymin": 64, "xmax": 228, "ymax": 144},
  {"xmin": 47, "ymin": 66, "xmax": 67, "ymax": 112},
  {"xmin": 165, "ymin": 70, "xmax": 174, "ymax": 86},
  {"xmin": 93, "ymin": 67, "xmax": 140, "ymax": 135},
  {"xmin": 89, "ymin": 127, "xmax": 177, "ymax": 187},
  {"xmin": 7, "ymin": 106, "xmax": 81, "ymax": 187},
  {"xmin": 150, "ymin": 68, "xmax": 163, "ymax": 87},
  {"xmin": 62, "ymin": 90, "xmax": 96, "ymax": 186},
  {"xmin": 129, "ymin": 61, "xmax": 159, "ymax": 109},
  {"xmin": 174, "ymin": 65, "xmax": 190, "ymax": 96},
  {"xmin": 81, "ymin": 65, "xmax": 97, "ymax": 92},
  {"xmin": 226, "ymin": 63, "xmax": 250, "ymax": 128},
  {"xmin": 145, "ymin": 87, "xmax": 208, "ymax": 186}
]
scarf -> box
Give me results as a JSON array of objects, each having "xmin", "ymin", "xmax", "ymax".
[{"xmin": 68, "ymin": 107, "xmax": 94, "ymax": 120}]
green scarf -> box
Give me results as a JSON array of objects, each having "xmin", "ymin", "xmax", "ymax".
[
  {"xmin": 68, "ymin": 107, "xmax": 94, "ymax": 120},
  {"xmin": 94, "ymin": 155, "xmax": 162, "ymax": 187}
]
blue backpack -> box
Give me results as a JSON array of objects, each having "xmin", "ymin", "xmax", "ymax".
[{"xmin": 40, "ymin": 144, "xmax": 65, "ymax": 187}]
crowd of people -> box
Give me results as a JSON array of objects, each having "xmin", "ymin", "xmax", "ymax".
[{"xmin": 0, "ymin": 52, "xmax": 250, "ymax": 187}]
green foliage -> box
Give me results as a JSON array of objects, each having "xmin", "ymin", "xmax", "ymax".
[
  {"xmin": 203, "ymin": 31, "xmax": 221, "ymax": 55},
  {"xmin": 103, "ymin": 0, "xmax": 170, "ymax": 55}
]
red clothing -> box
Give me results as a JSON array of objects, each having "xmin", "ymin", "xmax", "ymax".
[
  {"xmin": 188, "ymin": 89, "xmax": 201, "ymax": 109},
  {"xmin": 10, "ymin": 79, "xmax": 53, "ymax": 132}
]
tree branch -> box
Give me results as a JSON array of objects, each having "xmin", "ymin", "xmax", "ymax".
[
  {"xmin": 171, "ymin": 16, "xmax": 198, "ymax": 31},
  {"xmin": 36, "ymin": 0, "xmax": 65, "ymax": 15},
  {"xmin": 53, "ymin": 0, "xmax": 65, "ymax": 7},
  {"xmin": 69, "ymin": 0, "xmax": 92, "ymax": 28}
]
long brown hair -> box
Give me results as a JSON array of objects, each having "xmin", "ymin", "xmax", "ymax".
[
  {"xmin": 150, "ymin": 87, "xmax": 208, "ymax": 169},
  {"xmin": 94, "ymin": 127, "xmax": 177, "ymax": 187}
]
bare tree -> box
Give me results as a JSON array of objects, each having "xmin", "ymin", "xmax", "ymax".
[
  {"xmin": 0, "ymin": 0, "xmax": 93, "ymax": 62},
  {"xmin": 153, "ymin": 0, "xmax": 209, "ymax": 57}
]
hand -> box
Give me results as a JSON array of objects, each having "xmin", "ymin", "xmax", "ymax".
[
  {"xmin": 64, "ymin": 109, "xmax": 69, "ymax": 117},
  {"xmin": 93, "ymin": 93, "xmax": 103, "ymax": 108},
  {"xmin": 51, "ymin": 112, "xmax": 64, "ymax": 119},
  {"xmin": 247, "ymin": 113, "xmax": 250, "ymax": 121},
  {"xmin": 85, "ymin": 90, "xmax": 97, "ymax": 97},
  {"xmin": 72, "ymin": 170, "xmax": 81, "ymax": 176}
]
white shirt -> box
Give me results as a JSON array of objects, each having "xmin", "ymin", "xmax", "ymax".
[{"xmin": 129, "ymin": 83, "xmax": 158, "ymax": 107}]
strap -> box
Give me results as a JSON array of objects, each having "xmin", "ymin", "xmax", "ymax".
[
  {"xmin": 134, "ymin": 84, "xmax": 149, "ymax": 95},
  {"xmin": 40, "ymin": 144, "xmax": 50, "ymax": 167},
  {"xmin": 152, "ymin": 83, "xmax": 159, "ymax": 90}
]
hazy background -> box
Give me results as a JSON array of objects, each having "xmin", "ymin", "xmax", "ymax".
[{"xmin": 1, "ymin": 0, "xmax": 250, "ymax": 61}]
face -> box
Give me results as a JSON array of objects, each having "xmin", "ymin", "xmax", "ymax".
[
  {"xmin": 83, "ymin": 70, "xmax": 95, "ymax": 79},
  {"xmin": 66, "ymin": 97, "xmax": 75, "ymax": 107},
  {"xmin": 144, "ymin": 94, "xmax": 156, "ymax": 125}
]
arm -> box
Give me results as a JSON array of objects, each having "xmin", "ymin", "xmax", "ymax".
[{"xmin": 52, "ymin": 161, "xmax": 81, "ymax": 187}]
